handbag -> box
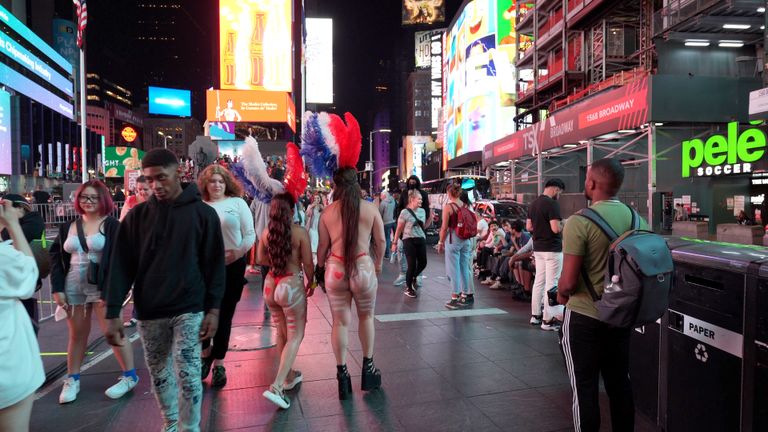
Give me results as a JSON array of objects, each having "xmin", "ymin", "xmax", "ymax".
[
  {"xmin": 30, "ymin": 231, "xmax": 51, "ymax": 280},
  {"xmin": 75, "ymin": 220, "xmax": 100, "ymax": 285}
]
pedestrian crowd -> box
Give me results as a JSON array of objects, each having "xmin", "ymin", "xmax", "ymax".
[{"xmin": 0, "ymin": 117, "xmax": 646, "ymax": 432}]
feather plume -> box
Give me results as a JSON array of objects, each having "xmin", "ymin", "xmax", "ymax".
[
  {"xmin": 300, "ymin": 111, "xmax": 337, "ymax": 178},
  {"xmin": 317, "ymin": 112, "xmax": 340, "ymax": 159},
  {"xmin": 241, "ymin": 135, "xmax": 284, "ymax": 196},
  {"xmin": 284, "ymin": 142, "xmax": 308, "ymax": 203},
  {"xmin": 338, "ymin": 112, "xmax": 362, "ymax": 169},
  {"xmin": 229, "ymin": 161, "xmax": 272, "ymax": 203}
]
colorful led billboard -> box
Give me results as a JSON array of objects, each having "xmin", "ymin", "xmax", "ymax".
[
  {"xmin": 206, "ymin": 89, "xmax": 295, "ymax": 132},
  {"xmin": 104, "ymin": 146, "xmax": 144, "ymax": 178},
  {"xmin": 219, "ymin": 0, "xmax": 292, "ymax": 92},
  {"xmin": 0, "ymin": 89, "xmax": 10, "ymax": 175},
  {"xmin": 209, "ymin": 122, "xmax": 236, "ymax": 140},
  {"xmin": 403, "ymin": 0, "xmax": 445, "ymax": 25},
  {"xmin": 148, "ymin": 86, "xmax": 191, "ymax": 117},
  {"xmin": 443, "ymin": 0, "xmax": 522, "ymax": 161},
  {"xmin": 305, "ymin": 18, "xmax": 333, "ymax": 104}
]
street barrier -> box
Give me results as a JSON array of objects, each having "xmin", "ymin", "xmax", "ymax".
[
  {"xmin": 671, "ymin": 221, "xmax": 708, "ymax": 239},
  {"xmin": 716, "ymin": 224, "xmax": 763, "ymax": 246}
]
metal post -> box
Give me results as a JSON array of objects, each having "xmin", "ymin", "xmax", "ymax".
[
  {"xmin": 510, "ymin": 160, "xmax": 516, "ymax": 198},
  {"xmin": 368, "ymin": 131, "xmax": 373, "ymax": 194},
  {"xmin": 765, "ymin": 1, "xmax": 768, "ymax": 87},
  {"xmin": 537, "ymin": 150, "xmax": 543, "ymax": 195},
  {"xmin": 648, "ymin": 123, "xmax": 656, "ymax": 230},
  {"xmin": 586, "ymin": 139, "xmax": 593, "ymax": 166},
  {"xmin": 79, "ymin": 48, "xmax": 87, "ymax": 183}
]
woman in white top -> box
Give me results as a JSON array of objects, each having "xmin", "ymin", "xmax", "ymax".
[
  {"xmin": 0, "ymin": 199, "xmax": 44, "ymax": 431},
  {"xmin": 49, "ymin": 180, "xmax": 138, "ymax": 405},
  {"xmin": 198, "ymin": 164, "xmax": 256, "ymax": 387},
  {"xmin": 392, "ymin": 189, "xmax": 427, "ymax": 299},
  {"xmin": 304, "ymin": 193, "xmax": 324, "ymax": 260}
]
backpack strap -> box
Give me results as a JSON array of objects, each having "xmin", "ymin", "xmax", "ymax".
[
  {"xmin": 627, "ymin": 204, "xmax": 640, "ymax": 230},
  {"xmin": 575, "ymin": 208, "xmax": 619, "ymax": 302},
  {"xmin": 448, "ymin": 202, "xmax": 460, "ymax": 242},
  {"xmin": 75, "ymin": 219, "xmax": 89, "ymax": 253}
]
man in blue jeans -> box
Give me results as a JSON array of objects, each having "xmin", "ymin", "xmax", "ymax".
[
  {"xmin": 379, "ymin": 191, "xmax": 397, "ymax": 259},
  {"xmin": 104, "ymin": 149, "xmax": 225, "ymax": 432}
]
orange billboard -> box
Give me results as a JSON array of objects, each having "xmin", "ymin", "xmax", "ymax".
[
  {"xmin": 219, "ymin": 0, "xmax": 293, "ymax": 92},
  {"xmin": 206, "ymin": 89, "xmax": 295, "ymax": 132}
]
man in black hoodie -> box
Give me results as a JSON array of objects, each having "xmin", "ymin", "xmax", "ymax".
[
  {"xmin": 394, "ymin": 175, "xmax": 431, "ymax": 287},
  {"xmin": 104, "ymin": 149, "xmax": 225, "ymax": 432}
]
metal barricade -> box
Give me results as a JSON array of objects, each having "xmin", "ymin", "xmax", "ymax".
[{"xmin": 31, "ymin": 201, "xmax": 124, "ymax": 322}]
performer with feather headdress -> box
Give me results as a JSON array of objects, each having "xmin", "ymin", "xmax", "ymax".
[
  {"xmin": 300, "ymin": 111, "xmax": 386, "ymax": 400},
  {"xmin": 255, "ymin": 143, "xmax": 313, "ymax": 410}
]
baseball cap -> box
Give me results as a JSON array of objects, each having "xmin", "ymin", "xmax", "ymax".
[{"xmin": 2, "ymin": 194, "xmax": 32, "ymax": 211}]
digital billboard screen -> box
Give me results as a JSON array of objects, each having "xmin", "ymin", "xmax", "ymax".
[
  {"xmin": 403, "ymin": 0, "xmax": 445, "ymax": 25},
  {"xmin": 443, "ymin": 0, "xmax": 521, "ymax": 161},
  {"xmin": 209, "ymin": 122, "xmax": 236, "ymax": 140},
  {"xmin": 206, "ymin": 89, "xmax": 295, "ymax": 132},
  {"xmin": 148, "ymin": 86, "xmax": 191, "ymax": 117},
  {"xmin": 104, "ymin": 146, "xmax": 144, "ymax": 178},
  {"xmin": 219, "ymin": 0, "xmax": 292, "ymax": 92},
  {"xmin": 0, "ymin": 89, "xmax": 10, "ymax": 175},
  {"xmin": 305, "ymin": 18, "xmax": 333, "ymax": 104}
]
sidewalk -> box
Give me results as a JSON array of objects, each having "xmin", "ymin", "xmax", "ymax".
[{"xmin": 31, "ymin": 251, "xmax": 657, "ymax": 431}]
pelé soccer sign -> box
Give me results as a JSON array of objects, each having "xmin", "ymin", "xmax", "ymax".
[{"xmin": 682, "ymin": 122, "xmax": 766, "ymax": 178}]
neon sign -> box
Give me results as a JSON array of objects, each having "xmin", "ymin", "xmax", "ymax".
[
  {"xmin": 121, "ymin": 126, "xmax": 137, "ymax": 143},
  {"xmin": 682, "ymin": 122, "xmax": 765, "ymax": 178}
]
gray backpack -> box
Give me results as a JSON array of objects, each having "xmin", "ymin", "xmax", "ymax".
[{"xmin": 577, "ymin": 205, "xmax": 674, "ymax": 328}]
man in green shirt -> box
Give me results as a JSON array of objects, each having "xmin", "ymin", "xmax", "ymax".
[{"xmin": 557, "ymin": 158, "xmax": 647, "ymax": 432}]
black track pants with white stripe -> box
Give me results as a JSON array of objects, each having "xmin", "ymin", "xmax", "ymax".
[{"xmin": 561, "ymin": 308, "xmax": 635, "ymax": 432}]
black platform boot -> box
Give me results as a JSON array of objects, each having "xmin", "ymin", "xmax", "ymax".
[
  {"xmin": 336, "ymin": 365, "xmax": 352, "ymax": 400},
  {"xmin": 361, "ymin": 357, "xmax": 381, "ymax": 391}
]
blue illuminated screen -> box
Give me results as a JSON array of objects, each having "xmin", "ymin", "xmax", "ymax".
[{"xmin": 148, "ymin": 86, "xmax": 191, "ymax": 117}]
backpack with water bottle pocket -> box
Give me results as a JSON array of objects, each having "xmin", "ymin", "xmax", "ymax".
[{"xmin": 576, "ymin": 204, "xmax": 674, "ymax": 328}]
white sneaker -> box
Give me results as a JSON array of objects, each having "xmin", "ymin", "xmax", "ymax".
[
  {"xmin": 59, "ymin": 377, "xmax": 80, "ymax": 404},
  {"xmin": 529, "ymin": 315, "xmax": 542, "ymax": 325},
  {"xmin": 104, "ymin": 375, "xmax": 138, "ymax": 399},
  {"xmin": 481, "ymin": 277, "xmax": 494, "ymax": 285},
  {"xmin": 488, "ymin": 281, "xmax": 503, "ymax": 290},
  {"xmin": 416, "ymin": 275, "xmax": 423, "ymax": 288},
  {"xmin": 393, "ymin": 274, "xmax": 406, "ymax": 286}
]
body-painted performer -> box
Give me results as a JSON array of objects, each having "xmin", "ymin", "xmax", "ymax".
[
  {"xmin": 301, "ymin": 112, "xmax": 386, "ymax": 400},
  {"xmin": 256, "ymin": 143, "xmax": 314, "ymax": 409}
]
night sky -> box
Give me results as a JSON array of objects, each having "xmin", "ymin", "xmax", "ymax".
[{"xmin": 86, "ymin": 0, "xmax": 464, "ymax": 141}]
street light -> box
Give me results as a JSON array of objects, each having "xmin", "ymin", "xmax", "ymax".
[
  {"xmin": 368, "ymin": 128, "xmax": 391, "ymax": 194},
  {"xmin": 158, "ymin": 131, "xmax": 170, "ymax": 149}
]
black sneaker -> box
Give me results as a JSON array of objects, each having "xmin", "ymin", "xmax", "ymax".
[
  {"xmin": 459, "ymin": 295, "xmax": 474, "ymax": 307},
  {"xmin": 201, "ymin": 356, "xmax": 214, "ymax": 380},
  {"xmin": 445, "ymin": 298, "xmax": 461, "ymax": 310},
  {"xmin": 211, "ymin": 365, "xmax": 227, "ymax": 387},
  {"xmin": 404, "ymin": 287, "xmax": 417, "ymax": 298}
]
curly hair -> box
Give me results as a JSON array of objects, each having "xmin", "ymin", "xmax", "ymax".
[
  {"xmin": 332, "ymin": 167, "xmax": 361, "ymax": 279},
  {"xmin": 74, "ymin": 180, "xmax": 115, "ymax": 216},
  {"xmin": 198, "ymin": 164, "xmax": 243, "ymax": 201},
  {"xmin": 267, "ymin": 193, "xmax": 295, "ymax": 277}
]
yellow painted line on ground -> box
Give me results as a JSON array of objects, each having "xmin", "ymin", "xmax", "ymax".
[{"xmin": 40, "ymin": 352, "xmax": 94, "ymax": 356}]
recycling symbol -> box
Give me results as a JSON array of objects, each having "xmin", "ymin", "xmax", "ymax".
[{"xmin": 695, "ymin": 344, "xmax": 709, "ymax": 363}]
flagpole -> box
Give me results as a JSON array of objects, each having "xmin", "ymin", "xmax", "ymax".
[{"xmin": 80, "ymin": 45, "xmax": 87, "ymax": 183}]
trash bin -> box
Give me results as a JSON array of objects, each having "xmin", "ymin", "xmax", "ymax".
[
  {"xmin": 665, "ymin": 241, "xmax": 768, "ymax": 432},
  {"xmin": 629, "ymin": 237, "xmax": 693, "ymax": 425}
]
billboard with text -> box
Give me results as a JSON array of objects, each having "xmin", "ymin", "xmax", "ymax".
[
  {"xmin": 306, "ymin": 18, "xmax": 333, "ymax": 104},
  {"xmin": 403, "ymin": 0, "xmax": 445, "ymax": 25},
  {"xmin": 220, "ymin": 0, "xmax": 292, "ymax": 92},
  {"xmin": 206, "ymin": 89, "xmax": 295, "ymax": 132}
]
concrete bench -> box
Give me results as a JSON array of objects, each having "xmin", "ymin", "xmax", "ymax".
[
  {"xmin": 672, "ymin": 221, "xmax": 709, "ymax": 239},
  {"xmin": 716, "ymin": 224, "xmax": 764, "ymax": 246}
]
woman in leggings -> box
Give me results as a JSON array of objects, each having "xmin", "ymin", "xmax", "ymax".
[
  {"xmin": 392, "ymin": 189, "xmax": 427, "ymax": 298},
  {"xmin": 257, "ymin": 193, "xmax": 314, "ymax": 409},
  {"xmin": 316, "ymin": 167, "xmax": 386, "ymax": 399}
]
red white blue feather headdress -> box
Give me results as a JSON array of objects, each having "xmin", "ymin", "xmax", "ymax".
[{"xmin": 300, "ymin": 111, "xmax": 362, "ymax": 178}]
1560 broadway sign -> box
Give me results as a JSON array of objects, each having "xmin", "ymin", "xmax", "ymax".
[{"xmin": 682, "ymin": 122, "xmax": 765, "ymax": 178}]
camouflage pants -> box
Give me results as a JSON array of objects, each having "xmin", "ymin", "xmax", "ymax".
[{"xmin": 139, "ymin": 312, "xmax": 204, "ymax": 432}]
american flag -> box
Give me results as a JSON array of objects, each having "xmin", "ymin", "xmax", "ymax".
[{"xmin": 73, "ymin": 0, "xmax": 87, "ymax": 48}]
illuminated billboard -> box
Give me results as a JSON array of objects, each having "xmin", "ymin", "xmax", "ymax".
[
  {"xmin": 220, "ymin": 0, "xmax": 292, "ymax": 92},
  {"xmin": 104, "ymin": 146, "xmax": 144, "ymax": 178},
  {"xmin": 305, "ymin": 18, "xmax": 333, "ymax": 104},
  {"xmin": 0, "ymin": 89, "xmax": 10, "ymax": 175},
  {"xmin": 206, "ymin": 89, "xmax": 296, "ymax": 132},
  {"xmin": 209, "ymin": 122, "xmax": 236, "ymax": 140},
  {"xmin": 403, "ymin": 0, "xmax": 445, "ymax": 25},
  {"xmin": 443, "ymin": 0, "xmax": 520, "ymax": 161},
  {"xmin": 148, "ymin": 86, "xmax": 191, "ymax": 117}
]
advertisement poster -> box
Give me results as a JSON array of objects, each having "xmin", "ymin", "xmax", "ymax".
[
  {"xmin": 306, "ymin": 18, "xmax": 334, "ymax": 104},
  {"xmin": 104, "ymin": 146, "xmax": 144, "ymax": 178},
  {"xmin": 403, "ymin": 0, "xmax": 445, "ymax": 25},
  {"xmin": 148, "ymin": 86, "xmax": 191, "ymax": 117},
  {"xmin": 209, "ymin": 122, "xmax": 236, "ymax": 140},
  {"xmin": 415, "ymin": 30, "xmax": 433, "ymax": 69},
  {"xmin": 124, "ymin": 170, "xmax": 141, "ymax": 193},
  {"xmin": 220, "ymin": 0, "xmax": 292, "ymax": 91},
  {"xmin": 0, "ymin": 89, "xmax": 9, "ymax": 175},
  {"xmin": 206, "ymin": 89, "xmax": 295, "ymax": 131}
]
